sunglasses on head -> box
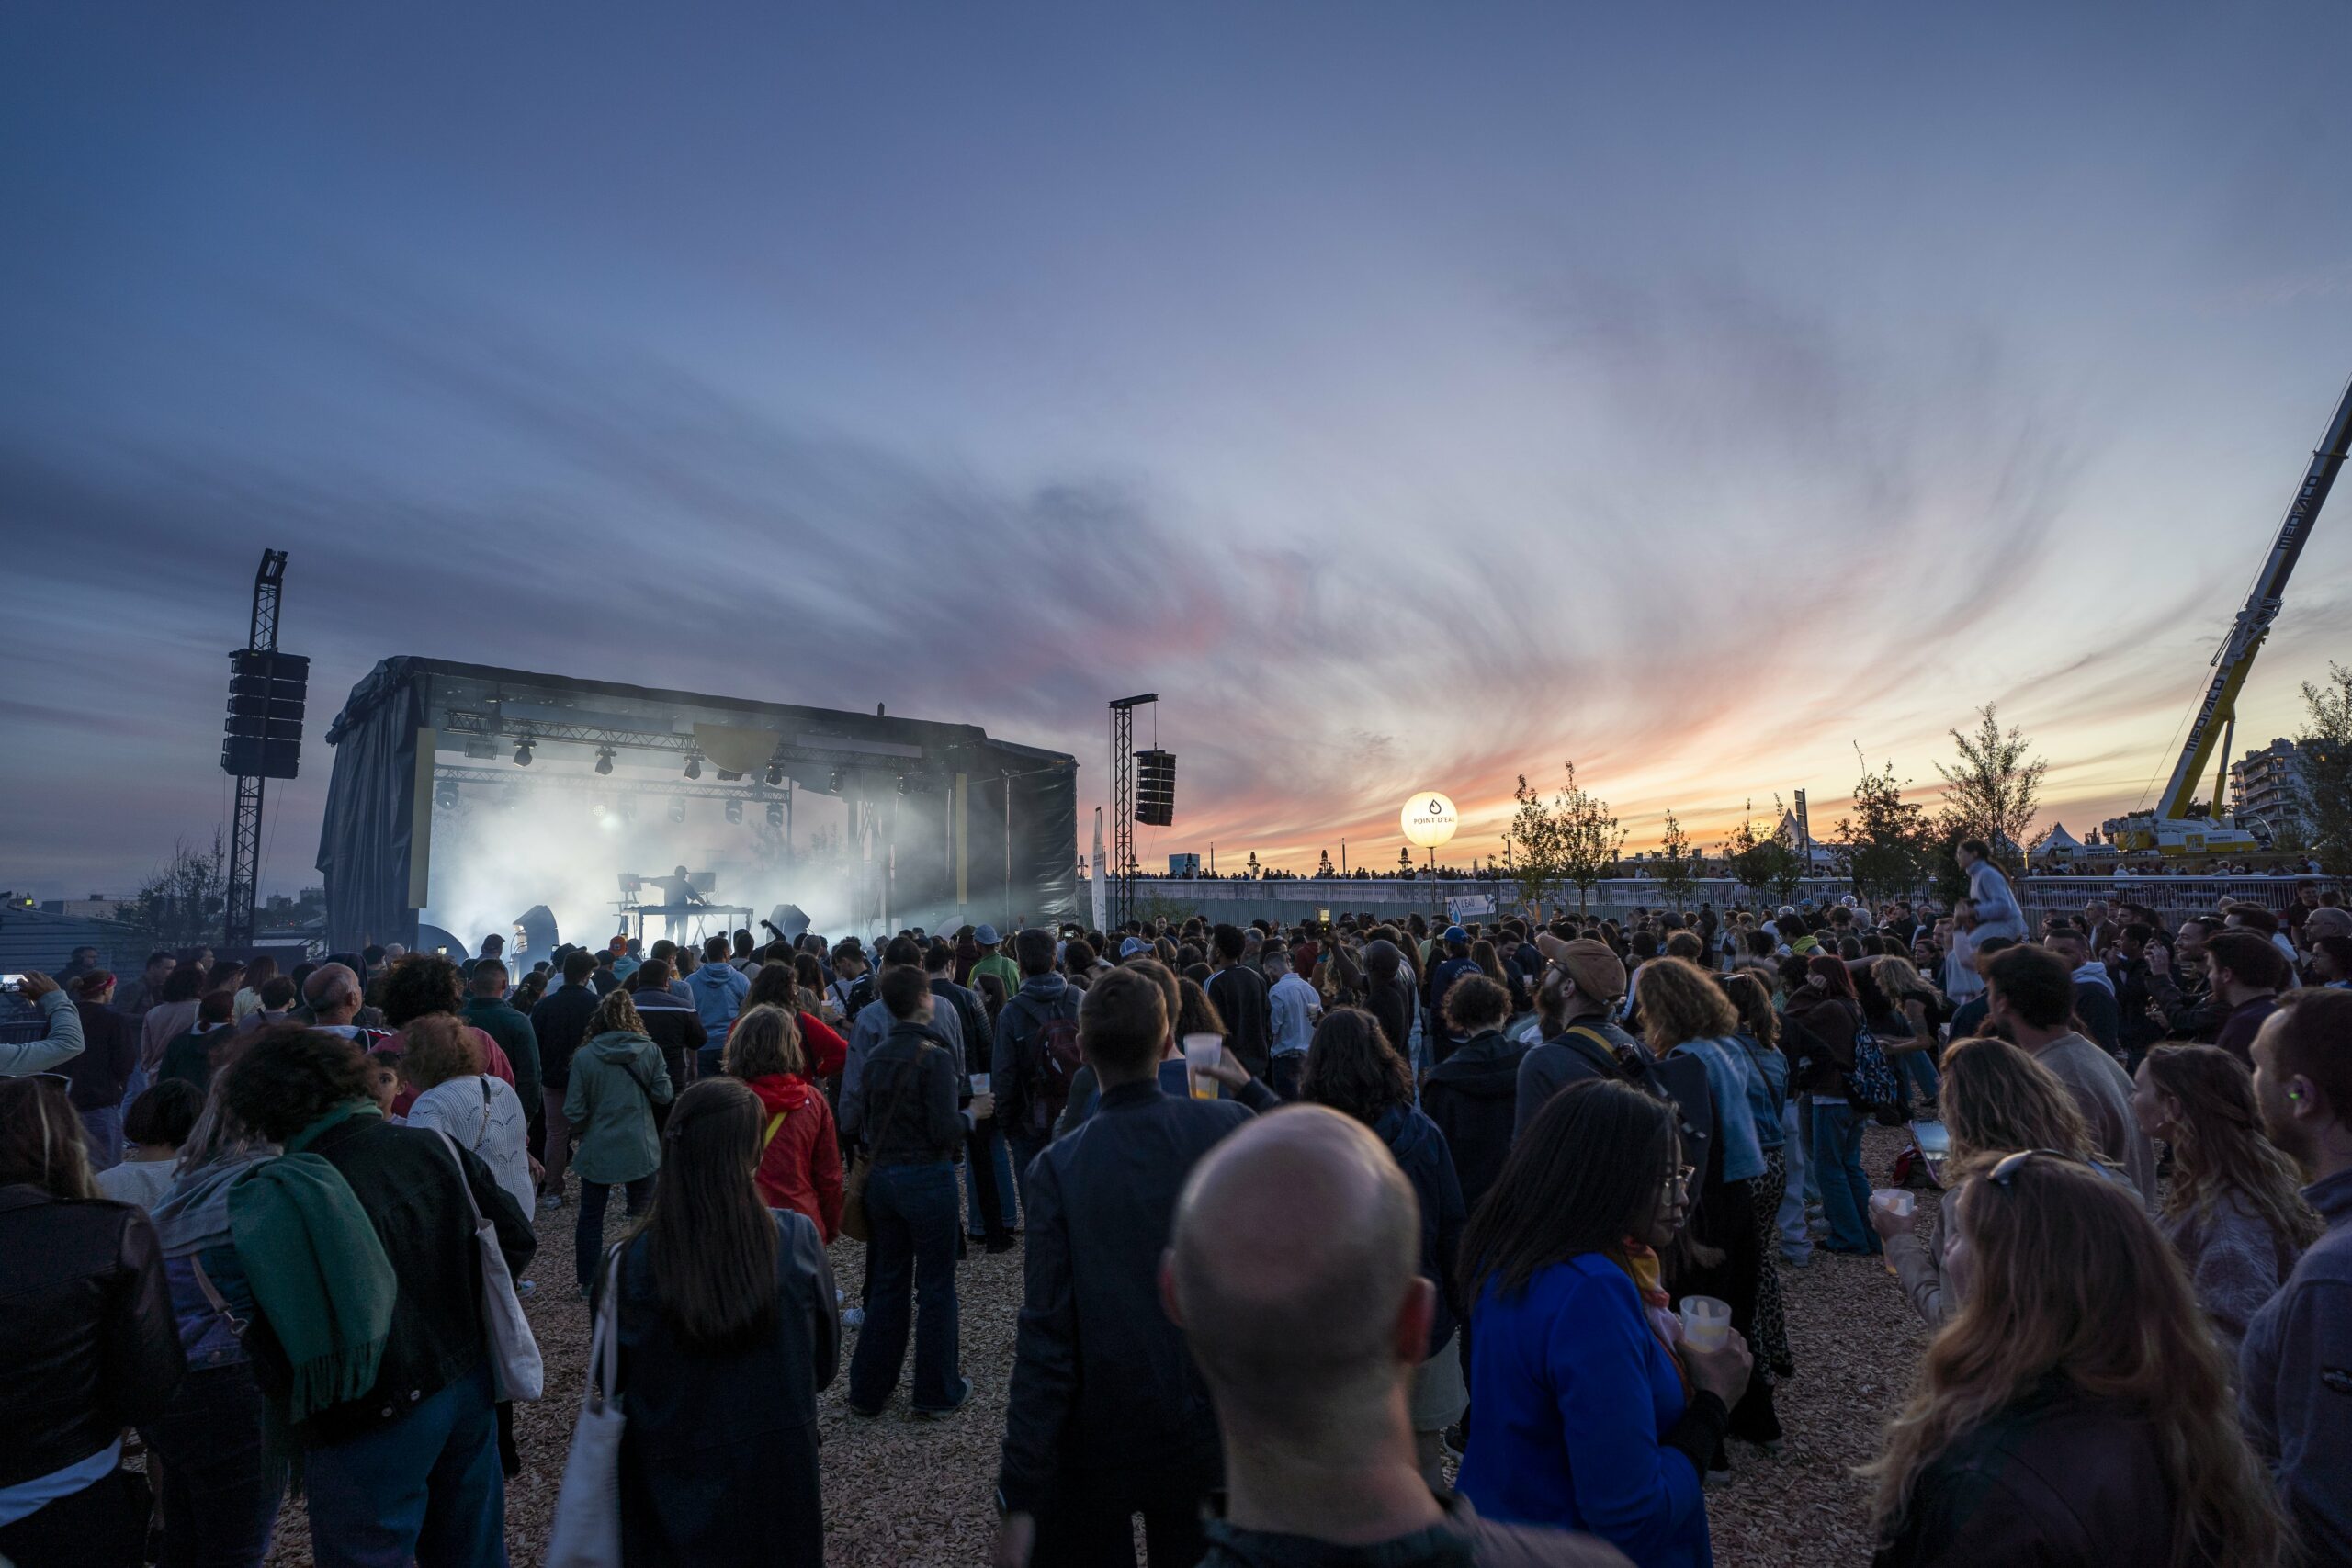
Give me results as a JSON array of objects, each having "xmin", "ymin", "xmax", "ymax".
[{"xmin": 1986, "ymin": 1147, "xmax": 2083, "ymax": 1189}]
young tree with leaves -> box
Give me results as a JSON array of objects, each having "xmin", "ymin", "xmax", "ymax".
[
  {"xmin": 1724, "ymin": 799, "xmax": 1804, "ymax": 908},
  {"xmin": 122, "ymin": 833, "xmax": 229, "ymax": 949},
  {"xmin": 1933, "ymin": 704, "xmax": 2047, "ymax": 871},
  {"xmin": 1654, "ymin": 807, "xmax": 1697, "ymax": 912},
  {"xmin": 1837, "ymin": 753, "xmax": 1937, "ymax": 904},
  {"xmin": 1510, "ymin": 773, "xmax": 1565, "ymax": 918},
  {"xmin": 2298, "ymin": 661, "xmax": 2352, "ymax": 883},
  {"xmin": 1549, "ymin": 762, "xmax": 1627, "ymax": 914}
]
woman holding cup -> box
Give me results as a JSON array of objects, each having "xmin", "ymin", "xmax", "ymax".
[{"xmin": 1455, "ymin": 1077, "xmax": 1748, "ymax": 1566}]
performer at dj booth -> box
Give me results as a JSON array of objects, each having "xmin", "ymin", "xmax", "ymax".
[{"xmin": 648, "ymin": 864, "xmax": 707, "ymax": 940}]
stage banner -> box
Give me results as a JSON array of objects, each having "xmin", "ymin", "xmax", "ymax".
[{"xmin": 1445, "ymin": 893, "xmax": 1496, "ymax": 922}]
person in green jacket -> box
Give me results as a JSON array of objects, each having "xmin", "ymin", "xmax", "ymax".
[{"xmin": 564, "ymin": 989, "xmax": 673, "ymax": 1293}]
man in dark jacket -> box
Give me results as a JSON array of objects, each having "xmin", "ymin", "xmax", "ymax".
[
  {"xmin": 995, "ymin": 965, "xmax": 1255, "ymax": 1568},
  {"xmin": 1420, "ymin": 976, "xmax": 1526, "ymax": 1218},
  {"xmin": 528, "ymin": 949, "xmax": 602, "ymax": 1207},
  {"xmin": 626, "ymin": 959, "xmax": 706, "ymax": 1128},
  {"xmin": 1170, "ymin": 1109, "xmax": 1629, "ymax": 1568},
  {"xmin": 1206, "ymin": 925, "xmax": 1274, "ymax": 1080},
  {"xmin": 992, "ymin": 929, "xmax": 1082, "ymax": 1212},
  {"xmin": 67, "ymin": 973, "xmax": 141, "ymax": 1169},
  {"xmin": 462, "ymin": 960, "xmax": 543, "ymax": 1149},
  {"xmin": 216, "ymin": 1029, "xmax": 534, "ymax": 1568},
  {"xmin": 927, "ymin": 942, "xmax": 1013, "ymax": 1250}
]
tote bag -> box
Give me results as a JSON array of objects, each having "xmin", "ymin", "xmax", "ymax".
[
  {"xmin": 435, "ymin": 1128, "xmax": 545, "ymax": 1402},
  {"xmin": 546, "ymin": 1245, "xmax": 627, "ymax": 1568}
]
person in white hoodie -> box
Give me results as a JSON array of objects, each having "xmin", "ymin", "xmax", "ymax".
[
  {"xmin": 398, "ymin": 1014, "xmax": 538, "ymax": 1222},
  {"xmin": 1956, "ymin": 839, "xmax": 2028, "ymax": 943}
]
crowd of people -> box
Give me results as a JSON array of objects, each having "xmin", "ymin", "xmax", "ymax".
[{"xmin": 2, "ymin": 853, "xmax": 2348, "ymax": 1567}]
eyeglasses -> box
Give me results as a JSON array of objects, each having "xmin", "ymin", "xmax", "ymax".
[
  {"xmin": 1663, "ymin": 1164, "xmax": 1695, "ymax": 1196},
  {"xmin": 1987, "ymin": 1147, "xmax": 2079, "ymax": 1189}
]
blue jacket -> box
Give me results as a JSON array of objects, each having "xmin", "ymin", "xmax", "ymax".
[
  {"xmin": 1458, "ymin": 1254, "xmax": 1711, "ymax": 1568},
  {"xmin": 1374, "ymin": 1103, "xmax": 1466, "ymax": 1357},
  {"xmin": 2241, "ymin": 1166, "xmax": 2352, "ymax": 1563},
  {"xmin": 685, "ymin": 961, "xmax": 750, "ymax": 1034}
]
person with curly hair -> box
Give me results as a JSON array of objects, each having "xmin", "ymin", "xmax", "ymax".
[
  {"xmin": 377, "ymin": 955, "xmax": 517, "ymax": 1116},
  {"xmin": 213, "ymin": 1028, "xmax": 535, "ymax": 1567}
]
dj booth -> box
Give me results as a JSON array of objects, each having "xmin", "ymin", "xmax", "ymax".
[{"xmin": 619, "ymin": 901, "xmax": 756, "ymax": 945}]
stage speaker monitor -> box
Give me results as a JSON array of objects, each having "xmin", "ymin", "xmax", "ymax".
[
  {"xmin": 221, "ymin": 649, "xmax": 310, "ymax": 780},
  {"xmin": 1136, "ymin": 750, "xmax": 1176, "ymax": 827}
]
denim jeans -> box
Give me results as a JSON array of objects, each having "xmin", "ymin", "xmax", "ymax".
[
  {"xmin": 1897, "ymin": 1050, "xmax": 1940, "ymax": 1106},
  {"xmin": 1773, "ymin": 1100, "xmax": 1812, "ymax": 1259},
  {"xmin": 1268, "ymin": 1052, "xmax": 1306, "ymax": 1102},
  {"xmin": 1006, "ymin": 1133, "xmax": 1048, "ymax": 1221},
  {"xmin": 145, "ymin": 1362, "xmax": 277, "ymax": 1568},
  {"xmin": 575, "ymin": 1176, "xmax": 656, "ymax": 1288},
  {"xmin": 303, "ymin": 1361, "xmax": 506, "ymax": 1568},
  {"xmin": 1809, "ymin": 1100, "xmax": 1878, "ymax": 1254},
  {"xmin": 849, "ymin": 1161, "xmax": 961, "ymax": 1412},
  {"xmin": 79, "ymin": 1105, "xmax": 125, "ymax": 1172},
  {"xmin": 963, "ymin": 1124, "xmax": 1018, "ymax": 1236}
]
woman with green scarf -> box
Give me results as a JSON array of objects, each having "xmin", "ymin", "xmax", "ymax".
[{"xmin": 214, "ymin": 1029, "xmax": 537, "ymax": 1568}]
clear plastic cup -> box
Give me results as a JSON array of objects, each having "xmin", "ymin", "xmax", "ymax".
[
  {"xmin": 1182, "ymin": 1033, "xmax": 1224, "ymax": 1100},
  {"xmin": 1678, "ymin": 1295, "xmax": 1731, "ymax": 1351},
  {"xmin": 1871, "ymin": 1189, "xmax": 1916, "ymax": 1220}
]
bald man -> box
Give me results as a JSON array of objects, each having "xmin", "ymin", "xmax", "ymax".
[{"xmin": 1168, "ymin": 1108, "xmax": 1628, "ymax": 1567}]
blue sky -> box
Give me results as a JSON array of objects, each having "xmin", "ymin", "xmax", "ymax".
[{"xmin": 5, "ymin": 3, "xmax": 2350, "ymax": 896}]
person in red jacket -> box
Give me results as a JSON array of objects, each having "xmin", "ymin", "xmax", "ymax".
[{"xmin": 724, "ymin": 1004, "xmax": 844, "ymax": 1242}]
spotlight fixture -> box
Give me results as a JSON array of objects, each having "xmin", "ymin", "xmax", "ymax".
[
  {"xmin": 896, "ymin": 774, "xmax": 910, "ymax": 795},
  {"xmin": 724, "ymin": 797, "xmax": 742, "ymax": 825},
  {"xmin": 513, "ymin": 739, "xmax": 534, "ymax": 766},
  {"xmin": 716, "ymin": 768, "xmax": 743, "ymax": 782},
  {"xmin": 594, "ymin": 747, "xmax": 615, "ymax": 776},
  {"xmin": 766, "ymin": 801, "xmax": 784, "ymax": 828},
  {"xmin": 435, "ymin": 779, "xmax": 459, "ymax": 810},
  {"xmin": 764, "ymin": 764, "xmax": 783, "ymax": 786},
  {"xmin": 683, "ymin": 753, "xmax": 703, "ymax": 781},
  {"xmin": 827, "ymin": 769, "xmax": 845, "ymax": 793},
  {"xmin": 669, "ymin": 796, "xmax": 686, "ymax": 824}
]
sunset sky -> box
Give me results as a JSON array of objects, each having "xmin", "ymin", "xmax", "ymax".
[{"xmin": 6, "ymin": 4, "xmax": 2351, "ymax": 898}]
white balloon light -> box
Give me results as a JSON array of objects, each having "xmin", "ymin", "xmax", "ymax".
[{"xmin": 1400, "ymin": 791, "xmax": 1460, "ymax": 849}]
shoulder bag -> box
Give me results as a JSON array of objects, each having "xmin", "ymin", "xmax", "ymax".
[
  {"xmin": 840, "ymin": 1042, "xmax": 932, "ymax": 1243},
  {"xmin": 435, "ymin": 1128, "xmax": 545, "ymax": 1402},
  {"xmin": 545, "ymin": 1243, "xmax": 626, "ymax": 1568}
]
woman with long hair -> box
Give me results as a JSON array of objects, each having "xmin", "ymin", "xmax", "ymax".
[
  {"xmin": 1872, "ymin": 1035, "xmax": 2105, "ymax": 1326},
  {"xmin": 0, "ymin": 1077, "xmax": 183, "ymax": 1567},
  {"xmin": 1299, "ymin": 1008, "xmax": 1466, "ymax": 1486},
  {"xmin": 140, "ymin": 963, "xmax": 209, "ymax": 1083},
  {"xmin": 1868, "ymin": 1152, "xmax": 2287, "ymax": 1567},
  {"xmin": 565, "ymin": 988, "xmax": 675, "ymax": 1292},
  {"xmin": 1636, "ymin": 956, "xmax": 1781, "ymax": 1449},
  {"xmin": 1784, "ymin": 953, "xmax": 1877, "ymax": 1255},
  {"xmin": 1871, "ymin": 955, "xmax": 1947, "ymax": 1108},
  {"xmin": 722, "ymin": 1005, "xmax": 842, "ymax": 1241},
  {"xmin": 1455, "ymin": 1079, "xmax": 1749, "ymax": 1564},
  {"xmin": 597, "ymin": 1077, "xmax": 838, "ymax": 1567},
  {"xmin": 2131, "ymin": 1044, "xmax": 2320, "ymax": 1355},
  {"xmin": 729, "ymin": 965, "xmax": 847, "ymax": 1081},
  {"xmin": 1716, "ymin": 970, "xmax": 1794, "ymax": 1378}
]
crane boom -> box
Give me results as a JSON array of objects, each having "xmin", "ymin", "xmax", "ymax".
[{"xmin": 2155, "ymin": 375, "xmax": 2352, "ymax": 822}]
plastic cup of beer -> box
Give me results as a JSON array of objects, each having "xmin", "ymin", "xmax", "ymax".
[
  {"xmin": 1678, "ymin": 1295, "xmax": 1731, "ymax": 1352},
  {"xmin": 1870, "ymin": 1189, "xmax": 1915, "ymax": 1273},
  {"xmin": 1182, "ymin": 1033, "xmax": 1224, "ymax": 1100}
]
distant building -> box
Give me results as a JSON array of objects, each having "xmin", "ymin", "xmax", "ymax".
[
  {"xmin": 40, "ymin": 896, "xmax": 135, "ymax": 920},
  {"xmin": 2229, "ymin": 738, "xmax": 2310, "ymax": 840},
  {"xmin": 1168, "ymin": 853, "xmax": 1202, "ymax": 876}
]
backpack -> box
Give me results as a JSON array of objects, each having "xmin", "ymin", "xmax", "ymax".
[
  {"xmin": 1011, "ymin": 995, "xmax": 1085, "ymax": 1138},
  {"xmin": 1844, "ymin": 1011, "xmax": 1907, "ymax": 1125}
]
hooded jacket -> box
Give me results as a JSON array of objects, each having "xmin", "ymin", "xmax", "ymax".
[
  {"xmin": 747, "ymin": 1073, "xmax": 844, "ymax": 1242},
  {"xmin": 686, "ymin": 961, "xmax": 751, "ymax": 1034},
  {"xmin": 563, "ymin": 1030, "xmax": 675, "ymax": 1186},
  {"xmin": 992, "ymin": 972, "xmax": 1080, "ymax": 1140},
  {"xmin": 1422, "ymin": 1030, "xmax": 1529, "ymax": 1216}
]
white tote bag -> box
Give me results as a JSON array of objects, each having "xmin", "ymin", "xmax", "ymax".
[
  {"xmin": 546, "ymin": 1245, "xmax": 628, "ymax": 1568},
  {"xmin": 436, "ymin": 1127, "xmax": 545, "ymax": 1403}
]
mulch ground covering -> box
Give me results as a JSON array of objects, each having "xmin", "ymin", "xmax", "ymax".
[{"xmin": 266, "ymin": 1125, "xmax": 1935, "ymax": 1566}]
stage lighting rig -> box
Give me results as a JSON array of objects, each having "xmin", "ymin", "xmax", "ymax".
[
  {"xmin": 725, "ymin": 797, "xmax": 742, "ymax": 824},
  {"xmin": 594, "ymin": 748, "xmax": 615, "ymax": 775},
  {"xmin": 766, "ymin": 801, "xmax": 785, "ymax": 828},
  {"xmin": 513, "ymin": 738, "xmax": 534, "ymax": 766},
  {"xmin": 683, "ymin": 753, "xmax": 704, "ymax": 780},
  {"xmin": 435, "ymin": 779, "xmax": 459, "ymax": 809}
]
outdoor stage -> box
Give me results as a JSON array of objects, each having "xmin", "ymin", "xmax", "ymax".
[{"xmin": 315, "ymin": 658, "xmax": 1079, "ymax": 956}]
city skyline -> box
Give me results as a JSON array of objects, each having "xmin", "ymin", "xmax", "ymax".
[{"xmin": 6, "ymin": 4, "xmax": 2351, "ymax": 899}]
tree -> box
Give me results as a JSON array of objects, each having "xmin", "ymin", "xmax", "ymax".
[
  {"xmin": 1515, "ymin": 761, "xmax": 1626, "ymax": 915},
  {"xmin": 1724, "ymin": 798, "xmax": 1804, "ymax": 908},
  {"xmin": 1933, "ymin": 704, "xmax": 2047, "ymax": 871},
  {"xmin": 1510, "ymin": 772, "xmax": 1566, "ymax": 917},
  {"xmin": 1654, "ymin": 808, "xmax": 1697, "ymax": 912},
  {"xmin": 122, "ymin": 833, "xmax": 229, "ymax": 949},
  {"xmin": 1837, "ymin": 752, "xmax": 1938, "ymax": 904},
  {"xmin": 2299, "ymin": 661, "xmax": 2352, "ymax": 882}
]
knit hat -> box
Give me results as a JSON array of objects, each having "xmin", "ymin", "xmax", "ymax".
[{"xmin": 1533, "ymin": 934, "xmax": 1628, "ymax": 1002}]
